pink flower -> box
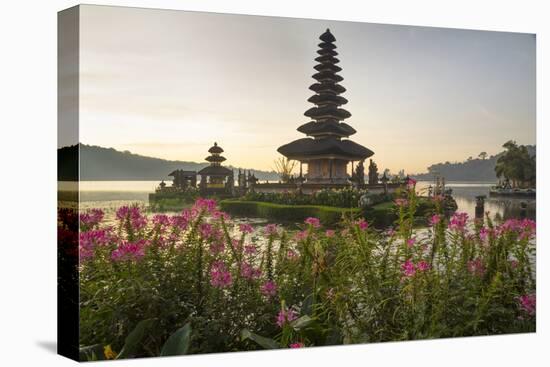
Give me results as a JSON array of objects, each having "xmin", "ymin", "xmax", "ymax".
[
  {"xmin": 406, "ymin": 178, "xmax": 417, "ymax": 190},
  {"xmin": 111, "ymin": 240, "xmax": 148, "ymax": 262},
  {"xmin": 518, "ymin": 294, "xmax": 536, "ymax": 316},
  {"xmin": 170, "ymin": 215, "xmax": 189, "ymax": 231},
  {"xmin": 501, "ymin": 218, "xmax": 536, "ymax": 240},
  {"xmin": 356, "ymin": 219, "xmax": 369, "ymax": 231},
  {"xmin": 276, "ymin": 307, "xmax": 298, "ymax": 327},
  {"xmin": 386, "ymin": 227, "xmax": 396, "ymax": 237},
  {"xmin": 194, "ymin": 198, "xmax": 217, "ymax": 213},
  {"xmin": 152, "ymin": 214, "xmax": 170, "ymax": 228},
  {"xmin": 244, "ymin": 244, "xmax": 257, "ymax": 254},
  {"xmin": 264, "ymin": 223, "xmax": 279, "ymax": 236},
  {"xmin": 116, "ymin": 206, "xmax": 147, "ymax": 230},
  {"xmin": 406, "ymin": 237, "xmax": 416, "ymax": 248},
  {"xmin": 325, "ymin": 229, "xmax": 335, "ymax": 238},
  {"xmin": 79, "ymin": 208, "xmax": 104, "ymax": 229},
  {"xmin": 429, "ymin": 214, "xmax": 441, "ymax": 226},
  {"xmin": 395, "ymin": 198, "xmax": 408, "ymax": 207},
  {"xmin": 432, "ymin": 195, "xmax": 444, "ymax": 202},
  {"xmin": 289, "ymin": 342, "xmax": 305, "ymax": 348},
  {"xmin": 212, "ymin": 210, "xmax": 230, "ymax": 221},
  {"xmin": 417, "ymin": 261, "xmax": 430, "ymax": 272},
  {"xmin": 241, "ymin": 262, "xmax": 262, "ymax": 279},
  {"xmin": 294, "ymin": 230, "xmax": 309, "ymax": 242},
  {"xmin": 510, "ymin": 259, "xmax": 519, "ymax": 269},
  {"xmin": 304, "ymin": 217, "xmax": 321, "ymax": 228},
  {"xmin": 199, "ymin": 223, "xmax": 213, "ymax": 239},
  {"xmin": 209, "ymin": 241, "xmax": 225, "ymax": 255},
  {"xmin": 261, "ymin": 280, "xmax": 277, "ymax": 297},
  {"xmin": 448, "ymin": 212, "xmax": 468, "ymax": 232},
  {"xmin": 467, "ymin": 258, "xmax": 486, "ymax": 277},
  {"xmin": 401, "ymin": 259, "xmax": 416, "ymax": 277},
  {"xmin": 79, "ymin": 229, "xmax": 110, "ymax": 260},
  {"xmin": 287, "ymin": 249, "xmax": 298, "ymax": 260},
  {"xmin": 478, "ymin": 226, "xmax": 490, "ymax": 241},
  {"xmin": 210, "ymin": 261, "xmax": 232, "ymax": 288},
  {"xmin": 239, "ymin": 223, "xmax": 254, "ymax": 234}
]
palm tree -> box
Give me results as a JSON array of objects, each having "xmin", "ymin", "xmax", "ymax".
[{"xmin": 273, "ymin": 157, "xmax": 297, "ymax": 183}]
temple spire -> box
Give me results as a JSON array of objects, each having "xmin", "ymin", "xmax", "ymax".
[
  {"xmin": 277, "ymin": 29, "xmax": 374, "ymax": 184},
  {"xmin": 205, "ymin": 142, "xmax": 226, "ymax": 166}
]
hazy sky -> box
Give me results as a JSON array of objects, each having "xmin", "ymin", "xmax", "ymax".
[{"xmin": 71, "ymin": 5, "xmax": 535, "ymax": 173}]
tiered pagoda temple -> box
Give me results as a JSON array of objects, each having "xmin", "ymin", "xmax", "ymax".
[
  {"xmin": 198, "ymin": 142, "xmax": 234, "ymax": 194},
  {"xmin": 277, "ymin": 29, "xmax": 373, "ymax": 184}
]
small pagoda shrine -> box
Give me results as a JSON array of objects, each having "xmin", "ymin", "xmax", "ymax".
[
  {"xmin": 198, "ymin": 142, "xmax": 234, "ymax": 195},
  {"xmin": 277, "ymin": 29, "xmax": 374, "ymax": 184}
]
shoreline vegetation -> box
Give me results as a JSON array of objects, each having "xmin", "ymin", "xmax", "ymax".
[
  {"xmin": 60, "ymin": 182, "xmax": 536, "ymax": 360},
  {"xmin": 57, "ymin": 143, "xmax": 535, "ymax": 182}
]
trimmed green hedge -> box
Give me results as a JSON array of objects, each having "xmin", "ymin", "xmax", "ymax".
[
  {"xmin": 150, "ymin": 197, "xmax": 194, "ymax": 212},
  {"xmin": 219, "ymin": 200, "xmax": 361, "ymax": 226},
  {"xmin": 363, "ymin": 197, "xmax": 449, "ymax": 227}
]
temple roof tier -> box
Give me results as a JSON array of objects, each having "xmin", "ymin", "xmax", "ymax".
[
  {"xmin": 313, "ymin": 63, "xmax": 342, "ymax": 73},
  {"xmin": 315, "ymin": 55, "xmax": 340, "ymax": 64},
  {"xmin": 309, "ymin": 82, "xmax": 346, "ymax": 94},
  {"xmin": 317, "ymin": 48, "xmax": 338, "ymax": 57},
  {"xmin": 319, "ymin": 29, "xmax": 336, "ymax": 43},
  {"xmin": 277, "ymin": 137, "xmax": 373, "ymax": 161},
  {"xmin": 318, "ymin": 42, "xmax": 336, "ymax": 50},
  {"xmin": 208, "ymin": 142, "xmax": 224, "ymax": 154},
  {"xmin": 312, "ymin": 71, "xmax": 344, "ymax": 83},
  {"xmin": 197, "ymin": 165, "xmax": 233, "ymax": 176},
  {"xmin": 297, "ymin": 120, "xmax": 356, "ymax": 137},
  {"xmin": 307, "ymin": 94, "xmax": 348, "ymax": 106},
  {"xmin": 205, "ymin": 155, "xmax": 226, "ymax": 163},
  {"xmin": 304, "ymin": 106, "xmax": 352, "ymax": 120}
]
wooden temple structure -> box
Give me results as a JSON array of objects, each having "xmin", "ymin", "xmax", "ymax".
[
  {"xmin": 277, "ymin": 29, "xmax": 374, "ymax": 186},
  {"xmin": 197, "ymin": 142, "xmax": 234, "ymax": 195}
]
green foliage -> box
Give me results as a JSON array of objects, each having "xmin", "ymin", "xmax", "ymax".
[
  {"xmin": 220, "ymin": 200, "xmax": 361, "ymax": 226},
  {"xmin": 243, "ymin": 187, "xmax": 370, "ymax": 208},
  {"xmin": 495, "ymin": 140, "xmax": 536, "ymax": 188},
  {"xmin": 116, "ymin": 319, "xmax": 156, "ymax": 359},
  {"xmin": 241, "ymin": 329, "xmax": 280, "ymax": 349},
  {"xmin": 160, "ymin": 323, "xmax": 192, "ymax": 356},
  {"xmin": 77, "ymin": 193, "xmax": 536, "ymax": 358},
  {"xmin": 79, "ymin": 344, "xmax": 105, "ymax": 361}
]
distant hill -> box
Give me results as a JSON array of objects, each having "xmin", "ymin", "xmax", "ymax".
[
  {"xmin": 58, "ymin": 144, "xmax": 281, "ymax": 181},
  {"xmin": 411, "ymin": 145, "xmax": 535, "ymax": 182}
]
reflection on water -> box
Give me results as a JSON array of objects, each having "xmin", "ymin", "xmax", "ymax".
[
  {"xmin": 59, "ymin": 180, "xmax": 535, "ymax": 221},
  {"xmin": 417, "ymin": 181, "xmax": 535, "ymax": 221}
]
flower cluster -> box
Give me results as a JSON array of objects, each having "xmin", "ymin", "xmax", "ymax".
[
  {"xmin": 79, "ymin": 229, "xmax": 111, "ymax": 260},
  {"xmin": 261, "ymin": 280, "xmax": 277, "ymax": 297},
  {"xmin": 518, "ymin": 294, "xmax": 536, "ymax": 316},
  {"xmin": 276, "ymin": 306, "xmax": 298, "ymax": 328},
  {"xmin": 111, "ymin": 240, "xmax": 148, "ymax": 262},
  {"xmin": 448, "ymin": 212, "xmax": 468, "ymax": 232},
  {"xmin": 80, "ymin": 209, "xmax": 104, "ymax": 229},
  {"xmin": 401, "ymin": 259, "xmax": 430, "ymax": 277},
  {"xmin": 264, "ymin": 223, "xmax": 279, "ymax": 236},
  {"xmin": 355, "ymin": 219, "xmax": 368, "ymax": 231},
  {"xmin": 395, "ymin": 198, "xmax": 408, "ymax": 207},
  {"xmin": 239, "ymin": 223, "xmax": 254, "ymax": 234},
  {"xmin": 304, "ymin": 217, "xmax": 321, "ymax": 228},
  {"xmin": 241, "ymin": 262, "xmax": 262, "ymax": 279},
  {"xmin": 467, "ymin": 258, "xmax": 486, "ymax": 277},
  {"xmin": 210, "ymin": 261, "xmax": 232, "ymax": 288},
  {"xmin": 116, "ymin": 206, "xmax": 148, "ymax": 231}
]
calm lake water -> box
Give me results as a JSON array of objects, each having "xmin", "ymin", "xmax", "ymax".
[{"xmin": 58, "ymin": 180, "xmax": 535, "ymax": 221}]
